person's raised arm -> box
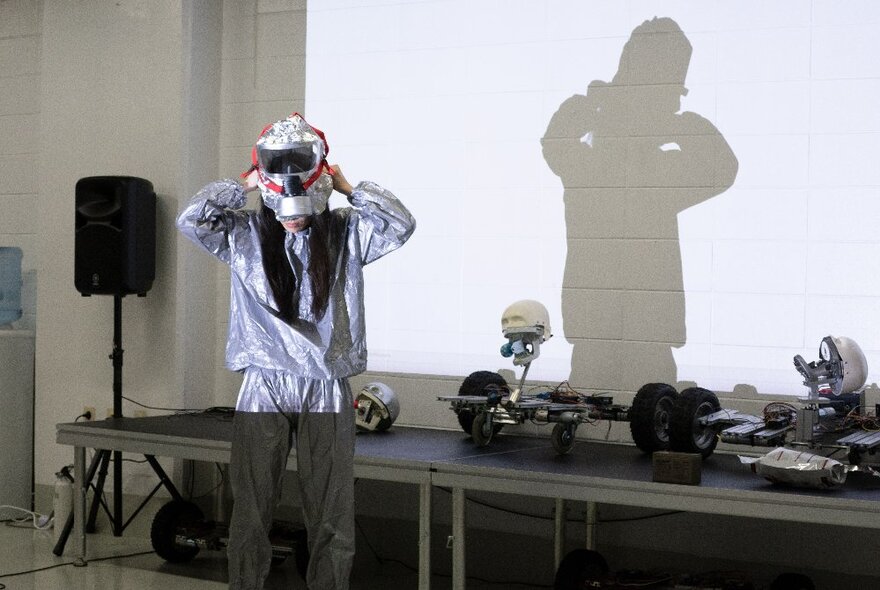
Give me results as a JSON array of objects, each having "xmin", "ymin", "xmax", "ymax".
[
  {"xmin": 176, "ymin": 177, "xmax": 255, "ymax": 264},
  {"xmin": 333, "ymin": 164, "xmax": 415, "ymax": 265}
]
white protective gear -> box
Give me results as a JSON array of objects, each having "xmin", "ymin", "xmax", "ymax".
[
  {"xmin": 177, "ymin": 170, "xmax": 414, "ymax": 590},
  {"xmin": 177, "ymin": 179, "xmax": 416, "ymax": 403},
  {"xmin": 228, "ymin": 381, "xmax": 356, "ymax": 590},
  {"xmin": 253, "ymin": 113, "xmax": 333, "ymax": 221}
]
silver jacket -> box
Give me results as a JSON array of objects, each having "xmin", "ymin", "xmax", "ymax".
[{"xmin": 177, "ymin": 179, "xmax": 415, "ymax": 381}]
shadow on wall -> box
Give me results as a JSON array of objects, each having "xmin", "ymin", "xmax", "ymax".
[{"xmin": 542, "ymin": 17, "xmax": 738, "ymax": 393}]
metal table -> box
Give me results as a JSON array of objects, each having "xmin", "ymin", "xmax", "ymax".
[
  {"xmin": 58, "ymin": 416, "xmax": 880, "ymax": 590},
  {"xmin": 431, "ymin": 437, "xmax": 880, "ymax": 589},
  {"xmin": 56, "ymin": 414, "xmax": 545, "ymax": 589}
]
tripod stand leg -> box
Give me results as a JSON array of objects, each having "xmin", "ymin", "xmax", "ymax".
[
  {"xmin": 113, "ymin": 450, "xmax": 123, "ymax": 536},
  {"xmin": 144, "ymin": 455, "xmax": 184, "ymax": 501},
  {"xmin": 86, "ymin": 450, "xmax": 112, "ymax": 534}
]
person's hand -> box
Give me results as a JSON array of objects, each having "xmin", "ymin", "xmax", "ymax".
[
  {"xmin": 330, "ymin": 164, "xmax": 353, "ymax": 197},
  {"xmin": 242, "ymin": 167, "xmax": 260, "ymax": 193}
]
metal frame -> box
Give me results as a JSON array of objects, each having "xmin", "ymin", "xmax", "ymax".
[{"xmin": 58, "ymin": 419, "xmax": 880, "ymax": 590}]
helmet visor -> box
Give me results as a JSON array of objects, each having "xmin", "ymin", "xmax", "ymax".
[{"xmin": 257, "ymin": 142, "xmax": 322, "ymax": 180}]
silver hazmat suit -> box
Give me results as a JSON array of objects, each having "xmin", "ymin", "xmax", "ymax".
[{"xmin": 177, "ymin": 178, "xmax": 415, "ymax": 590}]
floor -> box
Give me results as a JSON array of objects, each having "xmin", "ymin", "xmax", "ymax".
[{"xmin": 0, "ymin": 517, "xmax": 550, "ymax": 590}]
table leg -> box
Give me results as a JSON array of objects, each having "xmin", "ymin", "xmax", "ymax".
[
  {"xmin": 585, "ymin": 501, "xmax": 597, "ymax": 551},
  {"xmin": 74, "ymin": 445, "xmax": 87, "ymax": 566},
  {"xmin": 418, "ymin": 481, "xmax": 432, "ymax": 590},
  {"xmin": 452, "ymin": 487, "xmax": 466, "ymax": 590},
  {"xmin": 554, "ymin": 498, "xmax": 566, "ymax": 568}
]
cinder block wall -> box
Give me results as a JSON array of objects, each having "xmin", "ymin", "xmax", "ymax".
[{"xmin": 0, "ymin": 0, "xmax": 40, "ymax": 330}]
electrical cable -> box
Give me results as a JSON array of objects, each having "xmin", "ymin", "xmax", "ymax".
[
  {"xmin": 188, "ymin": 463, "xmax": 227, "ymax": 500},
  {"xmin": 353, "ymin": 515, "xmax": 552, "ymax": 588},
  {"xmin": 434, "ymin": 486, "xmax": 682, "ymax": 524},
  {"xmin": 0, "ymin": 506, "xmax": 53, "ymax": 530},
  {"xmin": 0, "ymin": 549, "xmax": 155, "ymax": 579},
  {"xmin": 352, "ymin": 480, "xmax": 553, "ymax": 588},
  {"xmin": 120, "ymin": 396, "xmax": 235, "ymax": 418},
  {"xmin": 120, "ymin": 396, "xmax": 188, "ymax": 413}
]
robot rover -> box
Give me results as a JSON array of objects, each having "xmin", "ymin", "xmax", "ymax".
[
  {"xmin": 666, "ymin": 335, "xmax": 880, "ymax": 464},
  {"xmin": 439, "ymin": 300, "xmax": 679, "ymax": 455}
]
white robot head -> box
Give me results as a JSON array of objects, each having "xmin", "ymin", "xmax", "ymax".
[
  {"xmin": 822, "ymin": 336, "xmax": 868, "ymax": 395},
  {"xmin": 355, "ymin": 382, "xmax": 400, "ymax": 432},
  {"xmin": 500, "ymin": 300, "xmax": 552, "ymax": 366},
  {"xmin": 795, "ymin": 335, "xmax": 868, "ymax": 398},
  {"xmin": 501, "ymin": 300, "xmax": 552, "ymax": 341}
]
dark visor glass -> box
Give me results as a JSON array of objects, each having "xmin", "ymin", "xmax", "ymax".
[{"xmin": 258, "ymin": 144, "xmax": 318, "ymax": 175}]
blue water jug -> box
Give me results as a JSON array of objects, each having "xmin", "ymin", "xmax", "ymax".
[{"xmin": 0, "ymin": 247, "xmax": 23, "ymax": 326}]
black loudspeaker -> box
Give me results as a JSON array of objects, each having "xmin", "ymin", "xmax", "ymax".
[{"xmin": 74, "ymin": 176, "xmax": 156, "ymax": 296}]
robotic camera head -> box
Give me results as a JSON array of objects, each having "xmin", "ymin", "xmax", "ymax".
[
  {"xmin": 793, "ymin": 335, "xmax": 868, "ymax": 399},
  {"xmin": 499, "ymin": 300, "xmax": 552, "ymax": 366},
  {"xmin": 355, "ymin": 382, "xmax": 400, "ymax": 432}
]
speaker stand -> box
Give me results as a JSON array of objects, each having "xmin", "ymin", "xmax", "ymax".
[{"xmin": 53, "ymin": 294, "xmax": 184, "ymax": 556}]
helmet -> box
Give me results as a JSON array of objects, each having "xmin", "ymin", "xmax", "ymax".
[
  {"xmin": 250, "ymin": 113, "xmax": 333, "ymax": 220},
  {"xmin": 355, "ymin": 382, "xmax": 400, "ymax": 432},
  {"xmin": 500, "ymin": 300, "xmax": 552, "ymax": 342}
]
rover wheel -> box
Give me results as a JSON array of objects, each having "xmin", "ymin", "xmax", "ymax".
[
  {"xmin": 457, "ymin": 371, "xmax": 507, "ymax": 435},
  {"xmin": 553, "ymin": 548, "xmax": 609, "ymax": 590},
  {"xmin": 269, "ymin": 524, "xmax": 309, "ymax": 577},
  {"xmin": 150, "ymin": 500, "xmax": 204, "ymax": 563},
  {"xmin": 847, "ymin": 447, "xmax": 862, "ymax": 466},
  {"xmin": 629, "ymin": 383, "xmax": 678, "ymax": 453},
  {"xmin": 551, "ymin": 423, "xmax": 577, "ymax": 455},
  {"xmin": 669, "ymin": 387, "xmax": 720, "ymax": 458},
  {"xmin": 770, "ymin": 572, "xmax": 815, "ymax": 590},
  {"xmin": 471, "ymin": 411, "xmax": 494, "ymax": 447}
]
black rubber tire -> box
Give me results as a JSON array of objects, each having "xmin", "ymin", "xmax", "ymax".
[
  {"xmin": 553, "ymin": 548, "xmax": 609, "ymax": 590},
  {"xmin": 457, "ymin": 371, "xmax": 508, "ymax": 435},
  {"xmin": 471, "ymin": 411, "xmax": 494, "ymax": 447},
  {"xmin": 669, "ymin": 387, "xmax": 721, "ymax": 458},
  {"xmin": 150, "ymin": 500, "xmax": 205, "ymax": 563},
  {"xmin": 847, "ymin": 447, "xmax": 862, "ymax": 466},
  {"xmin": 552, "ymin": 423, "xmax": 577, "ymax": 455},
  {"xmin": 269, "ymin": 524, "xmax": 309, "ymax": 576},
  {"xmin": 629, "ymin": 383, "xmax": 678, "ymax": 453},
  {"xmin": 271, "ymin": 554, "xmax": 288, "ymax": 567},
  {"xmin": 770, "ymin": 572, "xmax": 815, "ymax": 590}
]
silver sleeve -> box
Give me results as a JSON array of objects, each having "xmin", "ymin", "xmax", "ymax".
[
  {"xmin": 176, "ymin": 179, "xmax": 250, "ymax": 264},
  {"xmin": 348, "ymin": 181, "xmax": 416, "ymax": 265}
]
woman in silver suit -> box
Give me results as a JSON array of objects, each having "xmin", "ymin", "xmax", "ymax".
[{"xmin": 177, "ymin": 113, "xmax": 415, "ymax": 590}]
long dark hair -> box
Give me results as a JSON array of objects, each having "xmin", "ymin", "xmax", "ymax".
[{"xmin": 256, "ymin": 198, "xmax": 340, "ymax": 323}]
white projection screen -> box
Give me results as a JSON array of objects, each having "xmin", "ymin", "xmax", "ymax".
[{"xmin": 305, "ymin": 1, "xmax": 880, "ymax": 396}]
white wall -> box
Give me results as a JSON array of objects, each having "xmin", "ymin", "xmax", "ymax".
[
  {"xmin": 307, "ymin": 0, "xmax": 880, "ymax": 402},
  {"xmin": 33, "ymin": 0, "xmax": 186, "ymax": 492},
  {"xmin": 0, "ymin": 0, "xmax": 40, "ymax": 330}
]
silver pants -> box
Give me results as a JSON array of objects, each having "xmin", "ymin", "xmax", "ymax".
[{"xmin": 227, "ymin": 371, "xmax": 356, "ymax": 590}]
